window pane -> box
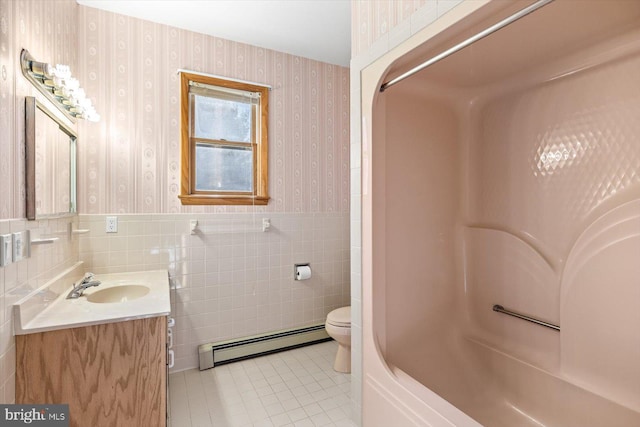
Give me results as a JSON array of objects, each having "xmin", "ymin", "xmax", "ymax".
[
  {"xmin": 195, "ymin": 144, "xmax": 253, "ymax": 192},
  {"xmin": 192, "ymin": 94, "xmax": 252, "ymax": 142}
]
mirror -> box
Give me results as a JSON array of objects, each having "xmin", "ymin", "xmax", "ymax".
[{"xmin": 25, "ymin": 97, "xmax": 77, "ymax": 220}]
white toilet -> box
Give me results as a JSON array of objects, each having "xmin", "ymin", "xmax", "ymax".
[{"xmin": 325, "ymin": 306, "xmax": 351, "ymax": 373}]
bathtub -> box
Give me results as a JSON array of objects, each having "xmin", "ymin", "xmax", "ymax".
[{"xmin": 360, "ymin": 0, "xmax": 640, "ymax": 425}]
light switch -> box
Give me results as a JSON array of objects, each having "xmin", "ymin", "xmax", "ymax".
[
  {"xmin": 0, "ymin": 234, "xmax": 12, "ymax": 267},
  {"xmin": 12, "ymin": 230, "xmax": 30, "ymax": 262}
]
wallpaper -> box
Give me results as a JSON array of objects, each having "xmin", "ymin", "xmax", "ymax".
[
  {"xmin": 77, "ymin": 7, "xmax": 350, "ymax": 215},
  {"xmin": 351, "ymin": 0, "xmax": 431, "ymax": 56},
  {"xmin": 0, "ymin": 0, "xmax": 14, "ymax": 220},
  {"xmin": 0, "ymin": 0, "xmax": 79, "ymax": 403},
  {"xmin": 0, "ymin": 0, "xmax": 77, "ymax": 220}
]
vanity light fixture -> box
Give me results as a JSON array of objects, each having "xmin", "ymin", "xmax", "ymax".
[{"xmin": 20, "ymin": 49, "xmax": 100, "ymax": 122}]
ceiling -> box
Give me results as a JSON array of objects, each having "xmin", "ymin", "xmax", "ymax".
[{"xmin": 76, "ymin": 0, "xmax": 351, "ymax": 67}]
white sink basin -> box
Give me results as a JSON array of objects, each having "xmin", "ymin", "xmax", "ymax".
[
  {"xmin": 13, "ymin": 265, "xmax": 171, "ymax": 335},
  {"xmin": 86, "ymin": 284, "xmax": 150, "ymax": 303}
]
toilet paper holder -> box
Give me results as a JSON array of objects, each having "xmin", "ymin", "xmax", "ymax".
[{"xmin": 294, "ymin": 263, "xmax": 311, "ymax": 280}]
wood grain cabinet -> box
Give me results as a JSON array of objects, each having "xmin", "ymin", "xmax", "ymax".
[{"xmin": 16, "ymin": 316, "xmax": 167, "ymax": 427}]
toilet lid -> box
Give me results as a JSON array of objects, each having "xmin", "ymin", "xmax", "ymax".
[{"xmin": 327, "ymin": 306, "xmax": 351, "ymax": 327}]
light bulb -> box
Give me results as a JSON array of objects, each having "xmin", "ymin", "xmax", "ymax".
[
  {"xmin": 75, "ymin": 88, "xmax": 86, "ymax": 102},
  {"xmin": 53, "ymin": 64, "xmax": 71, "ymax": 78},
  {"xmin": 80, "ymin": 98, "xmax": 93, "ymax": 109},
  {"xmin": 29, "ymin": 61, "xmax": 53, "ymax": 78},
  {"xmin": 86, "ymin": 111, "xmax": 100, "ymax": 122},
  {"xmin": 66, "ymin": 78, "xmax": 80, "ymax": 90}
]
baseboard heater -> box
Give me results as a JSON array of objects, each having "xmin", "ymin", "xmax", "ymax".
[{"xmin": 198, "ymin": 323, "xmax": 330, "ymax": 370}]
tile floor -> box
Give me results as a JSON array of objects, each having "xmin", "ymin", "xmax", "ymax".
[{"xmin": 169, "ymin": 341, "xmax": 356, "ymax": 427}]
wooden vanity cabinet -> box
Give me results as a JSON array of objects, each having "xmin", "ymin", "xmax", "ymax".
[{"xmin": 16, "ymin": 316, "xmax": 167, "ymax": 427}]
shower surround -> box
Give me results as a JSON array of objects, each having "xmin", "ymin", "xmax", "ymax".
[{"xmin": 360, "ymin": 0, "xmax": 640, "ymax": 425}]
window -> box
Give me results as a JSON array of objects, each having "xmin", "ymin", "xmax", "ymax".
[{"xmin": 179, "ymin": 72, "xmax": 269, "ymax": 205}]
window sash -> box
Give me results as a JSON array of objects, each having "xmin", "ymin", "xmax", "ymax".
[
  {"xmin": 189, "ymin": 92, "xmax": 257, "ymax": 144},
  {"xmin": 192, "ymin": 142, "xmax": 256, "ymax": 194},
  {"xmin": 179, "ymin": 71, "xmax": 269, "ymax": 206},
  {"xmin": 189, "ymin": 89, "xmax": 259, "ymax": 195},
  {"xmin": 191, "ymin": 139, "xmax": 257, "ymax": 195}
]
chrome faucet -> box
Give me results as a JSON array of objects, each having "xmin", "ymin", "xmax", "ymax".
[{"xmin": 66, "ymin": 272, "xmax": 101, "ymax": 299}]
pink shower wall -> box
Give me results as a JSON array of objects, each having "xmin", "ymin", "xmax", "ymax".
[
  {"xmin": 383, "ymin": 87, "xmax": 459, "ymax": 372},
  {"xmin": 76, "ymin": 6, "xmax": 350, "ymax": 215},
  {"xmin": 464, "ymin": 43, "xmax": 640, "ymax": 405}
]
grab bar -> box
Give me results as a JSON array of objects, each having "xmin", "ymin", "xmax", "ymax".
[
  {"xmin": 380, "ymin": 0, "xmax": 555, "ymax": 92},
  {"xmin": 492, "ymin": 304, "xmax": 560, "ymax": 331}
]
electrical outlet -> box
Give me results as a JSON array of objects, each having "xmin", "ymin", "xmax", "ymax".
[
  {"xmin": 0, "ymin": 234, "xmax": 12, "ymax": 267},
  {"xmin": 106, "ymin": 216, "xmax": 118, "ymax": 233}
]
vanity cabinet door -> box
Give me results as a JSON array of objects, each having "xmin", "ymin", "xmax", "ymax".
[{"xmin": 16, "ymin": 316, "xmax": 167, "ymax": 427}]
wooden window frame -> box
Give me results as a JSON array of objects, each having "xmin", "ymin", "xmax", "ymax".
[{"xmin": 179, "ymin": 72, "xmax": 269, "ymax": 205}]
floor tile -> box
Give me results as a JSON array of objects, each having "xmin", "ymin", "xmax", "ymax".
[{"xmin": 169, "ymin": 342, "xmax": 355, "ymax": 427}]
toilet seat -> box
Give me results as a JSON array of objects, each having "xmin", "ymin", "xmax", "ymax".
[{"xmin": 327, "ymin": 306, "xmax": 351, "ymax": 327}]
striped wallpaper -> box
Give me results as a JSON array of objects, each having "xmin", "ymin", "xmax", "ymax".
[
  {"xmin": 351, "ymin": 0, "xmax": 432, "ymax": 56},
  {"xmin": 77, "ymin": 6, "xmax": 350, "ymax": 215}
]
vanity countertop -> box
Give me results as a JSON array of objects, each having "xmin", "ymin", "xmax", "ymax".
[{"xmin": 14, "ymin": 266, "xmax": 171, "ymax": 335}]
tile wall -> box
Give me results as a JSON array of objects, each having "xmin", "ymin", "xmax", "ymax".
[
  {"xmin": 0, "ymin": 216, "xmax": 80, "ymax": 402},
  {"xmin": 79, "ymin": 212, "xmax": 350, "ymax": 371}
]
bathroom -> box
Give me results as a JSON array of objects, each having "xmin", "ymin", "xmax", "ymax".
[
  {"xmin": 2, "ymin": 0, "xmax": 353, "ymax": 425},
  {"xmin": 2, "ymin": 0, "xmax": 640, "ymax": 426}
]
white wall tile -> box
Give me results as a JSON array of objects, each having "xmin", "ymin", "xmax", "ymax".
[
  {"xmin": 0, "ymin": 216, "xmax": 79, "ymax": 403},
  {"xmin": 80, "ymin": 212, "xmax": 350, "ymax": 371}
]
